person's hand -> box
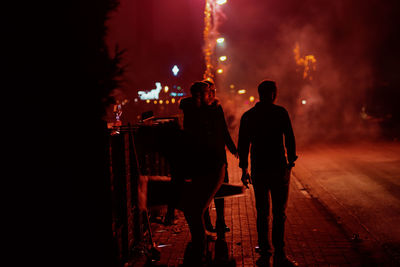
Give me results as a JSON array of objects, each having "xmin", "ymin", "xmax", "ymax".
[
  {"xmin": 288, "ymin": 156, "xmax": 298, "ymax": 169},
  {"xmin": 241, "ymin": 169, "xmax": 252, "ymax": 189},
  {"xmin": 287, "ymin": 161, "xmax": 295, "ymax": 170}
]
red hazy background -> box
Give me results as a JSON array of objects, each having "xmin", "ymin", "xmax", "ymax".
[{"xmin": 106, "ymin": 0, "xmax": 400, "ymax": 145}]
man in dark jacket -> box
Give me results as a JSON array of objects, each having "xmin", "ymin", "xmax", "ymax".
[{"xmin": 238, "ymin": 80, "xmax": 298, "ymax": 267}]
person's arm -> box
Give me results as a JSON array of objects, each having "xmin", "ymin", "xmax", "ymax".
[
  {"xmin": 283, "ymin": 109, "xmax": 297, "ymax": 167},
  {"xmin": 219, "ymin": 106, "xmax": 237, "ymax": 155},
  {"xmin": 238, "ymin": 113, "xmax": 251, "ymax": 187}
]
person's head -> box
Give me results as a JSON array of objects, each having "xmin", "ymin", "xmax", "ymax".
[
  {"xmin": 203, "ymin": 79, "xmax": 216, "ymax": 102},
  {"xmin": 258, "ymin": 80, "xmax": 277, "ymax": 103},
  {"xmin": 190, "ymin": 81, "xmax": 209, "ymax": 106}
]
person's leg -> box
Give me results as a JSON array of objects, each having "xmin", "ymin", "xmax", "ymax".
[
  {"xmin": 183, "ymin": 205, "xmax": 207, "ymax": 263},
  {"xmin": 270, "ymin": 170, "xmax": 298, "ymax": 266},
  {"xmin": 215, "ymin": 166, "xmax": 230, "ymax": 232},
  {"xmin": 253, "ymin": 181, "xmax": 272, "ymax": 255},
  {"xmin": 203, "ymin": 206, "xmax": 215, "ymax": 232},
  {"xmin": 214, "ymin": 198, "xmax": 225, "ymax": 227},
  {"xmin": 182, "ymin": 165, "xmax": 226, "ymax": 262},
  {"xmin": 270, "ymin": 176, "xmax": 290, "ymax": 253}
]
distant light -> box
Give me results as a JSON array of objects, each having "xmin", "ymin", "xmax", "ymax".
[
  {"xmin": 230, "ymin": 84, "xmax": 235, "ymax": 89},
  {"xmin": 164, "ymin": 86, "xmax": 169, "ymax": 93},
  {"xmin": 154, "ymin": 100, "xmax": 158, "ymax": 104},
  {"xmin": 170, "ymin": 92, "xmax": 184, "ymax": 97},
  {"xmin": 146, "ymin": 99, "xmax": 150, "ymax": 103},
  {"xmin": 219, "ymin": 56, "xmax": 227, "ymax": 61},
  {"xmin": 138, "ymin": 82, "xmax": 162, "ymax": 100},
  {"xmin": 238, "ymin": 89, "xmax": 246, "ymax": 94},
  {"xmin": 216, "ymin": 0, "xmax": 227, "ymax": 5},
  {"xmin": 134, "ymin": 98, "xmax": 138, "ymax": 102},
  {"xmin": 217, "ymin": 68, "xmax": 224, "ymax": 74},
  {"xmin": 166, "ymin": 100, "xmax": 170, "ymax": 104},
  {"xmin": 177, "ymin": 86, "xmax": 181, "ymax": 90},
  {"xmin": 172, "ymin": 65, "xmax": 179, "ymax": 76},
  {"xmin": 301, "ymin": 99, "xmax": 307, "ymax": 105},
  {"xmin": 216, "ymin": 37, "xmax": 225, "ymax": 44},
  {"xmin": 171, "ymin": 98, "xmax": 176, "ymax": 104},
  {"xmin": 159, "ymin": 100, "xmax": 163, "ymax": 104},
  {"xmin": 249, "ymin": 96, "xmax": 255, "ymax": 102}
]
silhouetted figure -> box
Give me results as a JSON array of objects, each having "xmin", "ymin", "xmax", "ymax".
[
  {"xmin": 238, "ymin": 80, "xmax": 298, "ymax": 267},
  {"xmin": 179, "ymin": 81, "xmax": 227, "ymax": 265},
  {"xmin": 163, "ymin": 81, "xmax": 204, "ymax": 225},
  {"xmin": 202, "ymin": 80, "xmax": 237, "ymax": 237}
]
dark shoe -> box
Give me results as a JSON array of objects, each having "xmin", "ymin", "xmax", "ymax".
[
  {"xmin": 256, "ymin": 254, "xmax": 272, "ymax": 266},
  {"xmin": 205, "ymin": 224, "xmax": 217, "ymax": 233},
  {"xmin": 222, "ymin": 226, "xmax": 230, "ymax": 233},
  {"xmin": 216, "ymin": 224, "xmax": 230, "ymax": 233},
  {"xmin": 255, "ymin": 245, "xmax": 272, "ymax": 256},
  {"xmin": 273, "ymin": 253, "xmax": 298, "ymax": 267}
]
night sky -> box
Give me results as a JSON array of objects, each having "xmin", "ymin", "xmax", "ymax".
[{"xmin": 106, "ymin": 0, "xmax": 400, "ymax": 143}]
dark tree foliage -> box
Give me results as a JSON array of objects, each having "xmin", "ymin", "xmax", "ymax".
[
  {"xmin": 77, "ymin": 1, "xmax": 123, "ymax": 117},
  {"xmin": 12, "ymin": 1, "xmax": 124, "ymax": 266},
  {"xmin": 61, "ymin": 1, "xmax": 124, "ymax": 266}
]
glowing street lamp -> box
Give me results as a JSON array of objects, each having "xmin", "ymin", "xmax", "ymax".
[
  {"xmin": 238, "ymin": 89, "xmax": 246, "ymax": 94},
  {"xmin": 301, "ymin": 99, "xmax": 307, "ymax": 105},
  {"xmin": 216, "ymin": 37, "xmax": 225, "ymax": 44},
  {"xmin": 172, "ymin": 65, "xmax": 180, "ymax": 76},
  {"xmin": 216, "ymin": 0, "xmax": 227, "ymax": 5},
  {"xmin": 249, "ymin": 96, "xmax": 255, "ymax": 102},
  {"xmin": 164, "ymin": 86, "xmax": 169, "ymax": 93},
  {"xmin": 219, "ymin": 55, "xmax": 227, "ymax": 61},
  {"xmin": 217, "ymin": 68, "xmax": 224, "ymax": 74}
]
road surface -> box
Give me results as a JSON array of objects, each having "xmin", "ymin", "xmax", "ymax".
[{"xmin": 293, "ymin": 141, "xmax": 400, "ymax": 263}]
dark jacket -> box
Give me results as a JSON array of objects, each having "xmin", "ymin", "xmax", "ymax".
[
  {"xmin": 238, "ymin": 102, "xmax": 296, "ymax": 174},
  {"xmin": 180, "ymin": 97, "xmax": 236, "ymax": 172}
]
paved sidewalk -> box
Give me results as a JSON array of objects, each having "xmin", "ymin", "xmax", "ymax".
[{"xmin": 131, "ymin": 154, "xmax": 387, "ymax": 266}]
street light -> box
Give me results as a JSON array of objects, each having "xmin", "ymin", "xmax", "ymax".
[{"xmin": 172, "ymin": 65, "xmax": 179, "ymax": 76}]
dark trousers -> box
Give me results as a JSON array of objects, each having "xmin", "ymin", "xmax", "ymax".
[
  {"xmin": 182, "ymin": 164, "xmax": 226, "ymax": 261},
  {"xmin": 252, "ymin": 169, "xmax": 290, "ymax": 253},
  {"xmin": 204, "ymin": 165, "xmax": 229, "ymax": 230}
]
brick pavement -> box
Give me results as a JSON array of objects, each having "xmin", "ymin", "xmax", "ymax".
[{"xmin": 130, "ymin": 154, "xmax": 384, "ymax": 266}]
